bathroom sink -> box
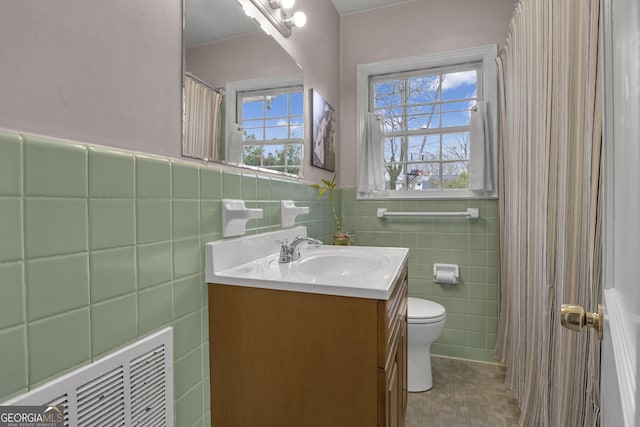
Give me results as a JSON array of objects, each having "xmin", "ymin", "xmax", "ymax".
[
  {"xmin": 292, "ymin": 250, "xmax": 390, "ymax": 277},
  {"xmin": 205, "ymin": 226, "xmax": 409, "ymax": 299}
]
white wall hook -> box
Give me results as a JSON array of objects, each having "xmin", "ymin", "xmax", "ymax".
[
  {"xmin": 281, "ymin": 200, "xmax": 309, "ymax": 228},
  {"xmin": 222, "ymin": 199, "xmax": 263, "ymax": 238}
]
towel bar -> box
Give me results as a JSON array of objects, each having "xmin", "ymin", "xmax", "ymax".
[{"xmin": 377, "ymin": 207, "xmax": 479, "ymax": 220}]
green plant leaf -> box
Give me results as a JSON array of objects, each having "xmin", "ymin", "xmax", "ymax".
[{"xmin": 318, "ymin": 188, "xmax": 327, "ymax": 196}]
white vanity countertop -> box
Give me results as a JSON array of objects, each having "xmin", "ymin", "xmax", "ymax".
[{"xmin": 205, "ymin": 227, "xmax": 409, "ymax": 300}]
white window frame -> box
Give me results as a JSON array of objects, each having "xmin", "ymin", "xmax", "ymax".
[
  {"xmin": 226, "ymin": 73, "xmax": 304, "ymax": 177},
  {"xmin": 356, "ymin": 45, "xmax": 498, "ymax": 199}
]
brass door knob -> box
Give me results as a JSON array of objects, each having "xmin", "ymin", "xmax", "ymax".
[{"xmin": 560, "ymin": 304, "xmax": 603, "ymax": 340}]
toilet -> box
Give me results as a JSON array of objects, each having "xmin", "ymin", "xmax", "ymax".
[{"xmin": 407, "ymin": 297, "xmax": 446, "ymax": 392}]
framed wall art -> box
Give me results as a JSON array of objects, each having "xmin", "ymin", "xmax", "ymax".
[{"xmin": 311, "ymin": 89, "xmax": 336, "ymax": 171}]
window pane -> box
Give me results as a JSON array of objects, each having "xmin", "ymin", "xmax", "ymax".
[
  {"xmin": 287, "ymin": 144, "xmax": 302, "ymax": 165},
  {"xmin": 263, "ymin": 144, "xmax": 284, "ymax": 166},
  {"xmin": 374, "ymin": 80, "xmax": 404, "ymax": 108},
  {"xmin": 441, "ymin": 70, "xmax": 477, "ymax": 101},
  {"xmin": 243, "ymin": 146, "xmax": 262, "ymax": 166},
  {"xmin": 442, "ymin": 111, "xmax": 471, "ymax": 128},
  {"xmin": 242, "ymin": 120, "xmax": 263, "ymax": 129},
  {"xmin": 265, "ymin": 119, "xmax": 285, "ymax": 127},
  {"xmin": 290, "ymin": 92, "xmax": 303, "ymax": 116},
  {"xmin": 442, "ymin": 132, "xmax": 469, "ymax": 161},
  {"xmin": 243, "ymin": 128, "xmax": 263, "ymax": 141},
  {"xmin": 384, "ymin": 137, "xmax": 405, "ymax": 162},
  {"xmin": 406, "ymin": 165, "xmax": 424, "ymax": 190},
  {"xmin": 442, "ymin": 100, "xmax": 475, "ymax": 113},
  {"xmin": 408, "ymin": 163, "xmax": 441, "ymax": 190},
  {"xmin": 290, "ymin": 124, "xmax": 304, "ymax": 139},
  {"xmin": 242, "ymin": 100, "xmax": 264, "ymax": 119},
  {"xmin": 407, "ymin": 135, "xmax": 439, "ymax": 162},
  {"xmin": 384, "ymin": 162, "xmax": 405, "ymax": 190},
  {"xmin": 407, "ymin": 75, "xmax": 440, "ymax": 104},
  {"xmin": 443, "ymin": 162, "xmax": 469, "ymax": 189},
  {"xmin": 265, "ymin": 126, "xmax": 288, "ymax": 140},
  {"xmin": 265, "ymin": 94, "xmax": 287, "ymax": 117},
  {"xmin": 375, "ymin": 107, "xmax": 404, "ymax": 132},
  {"xmin": 407, "ymin": 105, "xmax": 440, "ymax": 130}
]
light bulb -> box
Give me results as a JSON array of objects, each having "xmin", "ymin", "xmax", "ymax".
[{"xmin": 286, "ymin": 10, "xmax": 306, "ymax": 28}]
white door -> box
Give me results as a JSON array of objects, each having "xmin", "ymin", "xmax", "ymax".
[{"xmin": 600, "ymin": 0, "xmax": 640, "ymax": 425}]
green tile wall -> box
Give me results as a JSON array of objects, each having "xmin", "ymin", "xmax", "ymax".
[
  {"xmin": 0, "ymin": 128, "xmax": 500, "ymax": 425},
  {"xmin": 341, "ymin": 188, "xmax": 500, "ymax": 363},
  {"xmin": 0, "ymin": 130, "xmax": 336, "ymax": 426}
]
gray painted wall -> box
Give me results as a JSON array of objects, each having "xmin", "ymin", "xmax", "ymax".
[
  {"xmin": 186, "ymin": 32, "xmax": 300, "ymax": 89},
  {"xmin": 0, "ymin": 0, "xmax": 183, "ymax": 159},
  {"xmin": 0, "ymin": 0, "xmax": 340, "ymax": 185}
]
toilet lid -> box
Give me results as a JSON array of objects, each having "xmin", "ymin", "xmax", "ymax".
[{"xmin": 408, "ymin": 297, "xmax": 446, "ymax": 322}]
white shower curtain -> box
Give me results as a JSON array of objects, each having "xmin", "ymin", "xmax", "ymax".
[
  {"xmin": 496, "ymin": 0, "xmax": 602, "ymax": 425},
  {"xmin": 184, "ymin": 74, "xmax": 223, "ymax": 160}
]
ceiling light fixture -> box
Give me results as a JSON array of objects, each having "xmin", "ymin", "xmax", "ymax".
[
  {"xmin": 269, "ymin": 0, "xmax": 295, "ymax": 10},
  {"xmin": 247, "ymin": 0, "xmax": 307, "ymax": 38}
]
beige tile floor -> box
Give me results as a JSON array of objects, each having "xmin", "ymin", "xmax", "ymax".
[{"xmin": 405, "ymin": 356, "xmax": 521, "ymax": 427}]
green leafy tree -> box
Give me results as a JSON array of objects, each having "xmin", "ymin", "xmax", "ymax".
[
  {"xmin": 444, "ymin": 171, "xmax": 469, "ymax": 189},
  {"xmin": 242, "ymin": 146, "xmax": 261, "ymax": 167}
]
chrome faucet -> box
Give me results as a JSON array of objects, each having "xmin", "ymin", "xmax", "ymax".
[{"xmin": 277, "ymin": 236, "xmax": 323, "ymax": 263}]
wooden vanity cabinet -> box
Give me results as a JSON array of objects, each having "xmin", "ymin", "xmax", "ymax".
[
  {"xmin": 380, "ymin": 267, "xmax": 408, "ymax": 427},
  {"xmin": 208, "ymin": 264, "xmax": 408, "ymax": 427}
]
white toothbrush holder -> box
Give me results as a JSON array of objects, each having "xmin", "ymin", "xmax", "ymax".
[
  {"xmin": 221, "ymin": 199, "xmax": 263, "ymax": 238},
  {"xmin": 281, "ymin": 200, "xmax": 309, "ymax": 228}
]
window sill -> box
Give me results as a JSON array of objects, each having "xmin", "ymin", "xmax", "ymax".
[{"xmin": 356, "ymin": 189, "xmax": 498, "ymax": 201}]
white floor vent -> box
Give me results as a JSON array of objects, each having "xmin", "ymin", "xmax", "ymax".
[{"xmin": 6, "ymin": 327, "xmax": 173, "ymax": 427}]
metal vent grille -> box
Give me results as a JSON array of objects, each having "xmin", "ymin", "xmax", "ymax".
[
  {"xmin": 4, "ymin": 328, "xmax": 173, "ymax": 427},
  {"xmin": 131, "ymin": 346, "xmax": 167, "ymax": 426},
  {"xmin": 47, "ymin": 394, "xmax": 70, "ymax": 427},
  {"xmin": 77, "ymin": 366, "xmax": 125, "ymax": 426}
]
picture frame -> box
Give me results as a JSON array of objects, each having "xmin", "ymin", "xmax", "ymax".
[{"xmin": 311, "ymin": 89, "xmax": 336, "ymax": 171}]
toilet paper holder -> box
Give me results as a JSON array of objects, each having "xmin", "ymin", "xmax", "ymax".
[{"xmin": 433, "ymin": 263, "xmax": 459, "ymax": 284}]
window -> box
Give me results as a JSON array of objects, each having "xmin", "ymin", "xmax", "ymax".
[
  {"xmin": 357, "ymin": 45, "xmax": 498, "ymax": 199},
  {"xmin": 237, "ymin": 86, "xmax": 304, "ymax": 176},
  {"xmin": 371, "ymin": 64, "xmax": 480, "ymax": 191}
]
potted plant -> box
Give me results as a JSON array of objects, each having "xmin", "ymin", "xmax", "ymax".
[{"xmin": 312, "ymin": 174, "xmax": 354, "ymax": 246}]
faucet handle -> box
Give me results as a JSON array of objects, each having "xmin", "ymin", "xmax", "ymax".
[
  {"xmin": 275, "ymin": 239, "xmax": 291, "ymax": 263},
  {"xmin": 275, "ymin": 238, "xmax": 288, "ymax": 246}
]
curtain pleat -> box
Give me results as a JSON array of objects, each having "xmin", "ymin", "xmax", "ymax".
[
  {"xmin": 184, "ymin": 75, "xmax": 223, "ymax": 160},
  {"xmin": 496, "ymin": 0, "xmax": 602, "ymax": 425}
]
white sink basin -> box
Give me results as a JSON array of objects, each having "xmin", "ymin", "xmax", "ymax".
[
  {"xmin": 292, "ymin": 250, "xmax": 390, "ymax": 277},
  {"xmin": 205, "ymin": 226, "xmax": 408, "ymax": 300}
]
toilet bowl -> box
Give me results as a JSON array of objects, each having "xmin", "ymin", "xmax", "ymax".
[{"xmin": 408, "ymin": 297, "xmax": 446, "ymax": 392}]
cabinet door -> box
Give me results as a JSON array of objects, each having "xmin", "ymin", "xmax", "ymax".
[
  {"xmin": 398, "ymin": 318, "xmax": 407, "ymax": 424},
  {"xmin": 386, "ymin": 356, "xmax": 399, "ymax": 427}
]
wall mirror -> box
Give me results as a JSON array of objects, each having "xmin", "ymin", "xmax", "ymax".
[{"xmin": 183, "ymin": 0, "xmax": 305, "ymax": 177}]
